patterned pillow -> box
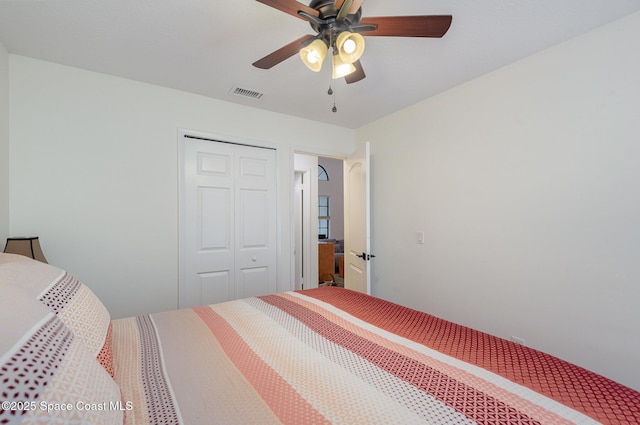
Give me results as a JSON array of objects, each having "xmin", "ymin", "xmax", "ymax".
[
  {"xmin": 0, "ymin": 253, "xmax": 114, "ymax": 376},
  {"xmin": 0, "ymin": 283, "xmax": 123, "ymax": 425}
]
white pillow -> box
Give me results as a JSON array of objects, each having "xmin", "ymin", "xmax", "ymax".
[
  {"xmin": 0, "ymin": 282, "xmax": 123, "ymax": 425},
  {"xmin": 0, "ymin": 253, "xmax": 114, "ymax": 376}
]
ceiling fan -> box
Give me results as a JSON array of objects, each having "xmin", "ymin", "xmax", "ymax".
[{"xmin": 252, "ymin": 0, "xmax": 452, "ymax": 84}]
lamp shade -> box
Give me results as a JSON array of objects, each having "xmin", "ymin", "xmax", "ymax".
[
  {"xmin": 332, "ymin": 54, "xmax": 356, "ymax": 79},
  {"xmin": 3, "ymin": 237, "xmax": 48, "ymax": 263},
  {"xmin": 300, "ymin": 39, "xmax": 329, "ymax": 72},
  {"xmin": 336, "ymin": 31, "xmax": 365, "ymax": 64}
]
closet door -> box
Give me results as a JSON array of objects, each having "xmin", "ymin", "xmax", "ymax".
[
  {"xmin": 180, "ymin": 137, "xmax": 277, "ymax": 308},
  {"xmin": 234, "ymin": 144, "xmax": 277, "ymax": 300}
]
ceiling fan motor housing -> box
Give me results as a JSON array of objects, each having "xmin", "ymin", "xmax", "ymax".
[{"xmin": 306, "ymin": 0, "xmax": 363, "ymax": 41}]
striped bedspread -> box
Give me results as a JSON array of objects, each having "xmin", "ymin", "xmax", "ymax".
[{"xmin": 112, "ymin": 287, "xmax": 639, "ymax": 425}]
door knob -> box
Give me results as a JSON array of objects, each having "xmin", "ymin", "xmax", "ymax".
[
  {"xmin": 356, "ymin": 252, "xmax": 376, "ymax": 261},
  {"xmin": 252, "ymin": 256, "xmax": 257, "ymax": 262}
]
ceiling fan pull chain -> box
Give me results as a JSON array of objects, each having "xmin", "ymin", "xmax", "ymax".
[
  {"xmin": 332, "ymin": 86, "xmax": 337, "ymax": 113},
  {"xmin": 328, "ymin": 75, "xmax": 337, "ymax": 113},
  {"xmin": 328, "ymin": 29, "xmax": 337, "ymax": 113},
  {"xmin": 328, "ymin": 83, "xmax": 337, "ymax": 112},
  {"xmin": 327, "ymin": 37, "xmax": 337, "ymax": 113}
]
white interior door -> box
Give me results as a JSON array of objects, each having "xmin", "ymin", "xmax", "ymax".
[
  {"xmin": 180, "ymin": 137, "xmax": 277, "ymax": 308},
  {"xmin": 344, "ymin": 142, "xmax": 371, "ymax": 294},
  {"xmin": 293, "ymin": 153, "xmax": 318, "ymax": 290},
  {"xmin": 294, "ymin": 172, "xmax": 303, "ymax": 290},
  {"xmin": 234, "ymin": 145, "xmax": 277, "ymax": 299}
]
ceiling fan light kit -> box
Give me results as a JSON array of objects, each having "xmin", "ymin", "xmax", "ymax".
[
  {"xmin": 300, "ymin": 38, "xmax": 329, "ymax": 72},
  {"xmin": 331, "ymin": 53, "xmax": 356, "ymax": 79},
  {"xmin": 300, "ymin": 31, "xmax": 363, "ymax": 76},
  {"xmin": 336, "ymin": 31, "xmax": 365, "ymax": 64}
]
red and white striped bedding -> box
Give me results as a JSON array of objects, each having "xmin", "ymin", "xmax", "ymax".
[{"xmin": 112, "ymin": 287, "xmax": 640, "ymax": 425}]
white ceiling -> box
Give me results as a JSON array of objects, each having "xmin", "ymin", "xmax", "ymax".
[{"xmin": 1, "ymin": 0, "xmax": 639, "ymax": 129}]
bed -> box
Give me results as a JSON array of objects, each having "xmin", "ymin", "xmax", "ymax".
[{"xmin": 1, "ymin": 253, "xmax": 639, "ymax": 424}]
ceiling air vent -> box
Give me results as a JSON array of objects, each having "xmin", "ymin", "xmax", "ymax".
[{"xmin": 230, "ymin": 86, "xmax": 264, "ymax": 100}]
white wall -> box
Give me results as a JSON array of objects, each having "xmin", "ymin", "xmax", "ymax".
[
  {"xmin": 318, "ymin": 156, "xmax": 344, "ymax": 240},
  {"xmin": 8, "ymin": 55, "xmax": 354, "ymax": 319},
  {"xmin": 356, "ymin": 12, "xmax": 640, "ymax": 390},
  {"xmin": 0, "ymin": 41, "xmax": 8, "ymax": 245}
]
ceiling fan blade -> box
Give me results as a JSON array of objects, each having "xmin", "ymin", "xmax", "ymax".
[
  {"xmin": 336, "ymin": 0, "xmax": 353, "ymax": 21},
  {"xmin": 359, "ymin": 15, "xmax": 452, "ymax": 37},
  {"xmin": 345, "ymin": 60, "xmax": 365, "ymax": 84},
  {"xmin": 253, "ymin": 34, "xmax": 315, "ymax": 69},
  {"xmin": 348, "ymin": 0, "xmax": 364, "ymax": 14},
  {"xmin": 335, "ymin": 0, "xmax": 364, "ymax": 15},
  {"xmin": 255, "ymin": 0, "xmax": 319, "ymax": 20}
]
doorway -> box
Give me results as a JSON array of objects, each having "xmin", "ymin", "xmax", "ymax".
[{"xmin": 293, "ymin": 154, "xmax": 344, "ymax": 290}]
